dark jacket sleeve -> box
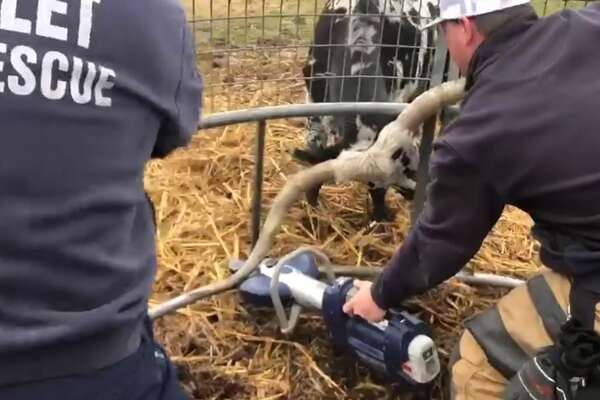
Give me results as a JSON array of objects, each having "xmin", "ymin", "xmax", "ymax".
[
  {"xmin": 370, "ymin": 138, "xmax": 506, "ymax": 309},
  {"xmin": 152, "ymin": 19, "xmax": 204, "ymax": 159}
]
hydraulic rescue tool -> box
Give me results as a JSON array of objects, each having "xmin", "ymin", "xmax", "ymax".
[{"xmin": 229, "ymin": 249, "xmax": 441, "ymax": 389}]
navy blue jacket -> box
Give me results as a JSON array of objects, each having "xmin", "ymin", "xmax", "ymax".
[
  {"xmin": 372, "ymin": 3, "xmax": 600, "ymax": 310},
  {"xmin": 0, "ymin": 0, "xmax": 202, "ymax": 385}
]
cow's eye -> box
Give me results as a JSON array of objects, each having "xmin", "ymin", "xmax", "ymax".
[{"xmin": 391, "ymin": 149, "xmax": 404, "ymax": 160}]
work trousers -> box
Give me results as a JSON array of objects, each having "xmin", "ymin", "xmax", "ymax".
[
  {"xmin": 0, "ymin": 318, "xmax": 188, "ymax": 400},
  {"xmin": 450, "ymin": 268, "xmax": 600, "ymax": 399}
]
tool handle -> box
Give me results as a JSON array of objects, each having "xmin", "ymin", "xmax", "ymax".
[
  {"xmin": 269, "ymin": 250, "xmax": 305, "ymax": 333},
  {"xmin": 268, "ymin": 247, "xmax": 332, "ymax": 333},
  {"xmin": 344, "ymin": 284, "xmax": 401, "ymax": 331}
]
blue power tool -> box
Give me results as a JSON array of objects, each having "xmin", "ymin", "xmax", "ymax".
[{"xmin": 230, "ymin": 250, "xmax": 441, "ymax": 388}]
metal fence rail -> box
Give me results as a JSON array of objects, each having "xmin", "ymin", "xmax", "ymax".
[{"xmin": 199, "ymin": 102, "xmax": 417, "ymax": 129}]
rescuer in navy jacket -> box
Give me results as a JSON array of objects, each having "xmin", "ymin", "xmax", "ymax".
[{"xmin": 0, "ymin": 1, "xmax": 202, "ymax": 399}]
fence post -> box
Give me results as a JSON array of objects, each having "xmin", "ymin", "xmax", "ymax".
[
  {"xmin": 251, "ymin": 120, "xmax": 267, "ymax": 248},
  {"xmin": 410, "ymin": 35, "xmax": 450, "ymax": 224}
]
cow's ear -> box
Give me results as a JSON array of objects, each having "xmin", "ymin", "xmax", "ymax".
[{"xmin": 427, "ymin": 2, "xmax": 440, "ymax": 19}]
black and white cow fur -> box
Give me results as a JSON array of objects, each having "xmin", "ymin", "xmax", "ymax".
[{"xmin": 293, "ymin": 0, "xmax": 440, "ymax": 221}]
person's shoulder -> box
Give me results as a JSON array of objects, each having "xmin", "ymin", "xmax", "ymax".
[
  {"xmin": 112, "ymin": 0, "xmax": 188, "ymax": 29},
  {"xmin": 110, "ymin": 0, "xmax": 191, "ymax": 55},
  {"xmin": 150, "ymin": 0, "xmax": 188, "ymax": 20},
  {"xmin": 484, "ymin": 14, "xmax": 573, "ymax": 87},
  {"xmin": 436, "ymin": 80, "xmax": 512, "ymax": 166}
]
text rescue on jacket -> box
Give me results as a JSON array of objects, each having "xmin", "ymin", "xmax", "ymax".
[{"xmin": 0, "ymin": 0, "xmax": 115, "ymax": 107}]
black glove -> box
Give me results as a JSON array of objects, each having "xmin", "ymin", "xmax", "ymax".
[
  {"xmin": 504, "ymin": 349, "xmax": 575, "ymax": 400},
  {"xmin": 504, "ymin": 319, "xmax": 600, "ymax": 400},
  {"xmin": 558, "ymin": 319, "xmax": 600, "ymax": 379}
]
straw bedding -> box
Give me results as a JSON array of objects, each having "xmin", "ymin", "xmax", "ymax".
[{"xmin": 144, "ymin": 49, "xmax": 542, "ymax": 400}]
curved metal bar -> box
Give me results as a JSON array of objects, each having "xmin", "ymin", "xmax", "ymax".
[
  {"xmin": 251, "ymin": 120, "xmax": 266, "ymax": 248},
  {"xmin": 197, "ymin": 101, "xmax": 460, "ymax": 134},
  {"xmin": 268, "ymin": 247, "xmax": 333, "ymax": 334},
  {"xmin": 198, "ymin": 102, "xmax": 415, "ymax": 129}
]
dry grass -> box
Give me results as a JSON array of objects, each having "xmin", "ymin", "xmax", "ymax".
[{"xmin": 144, "ymin": 48, "xmax": 542, "ymax": 399}]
